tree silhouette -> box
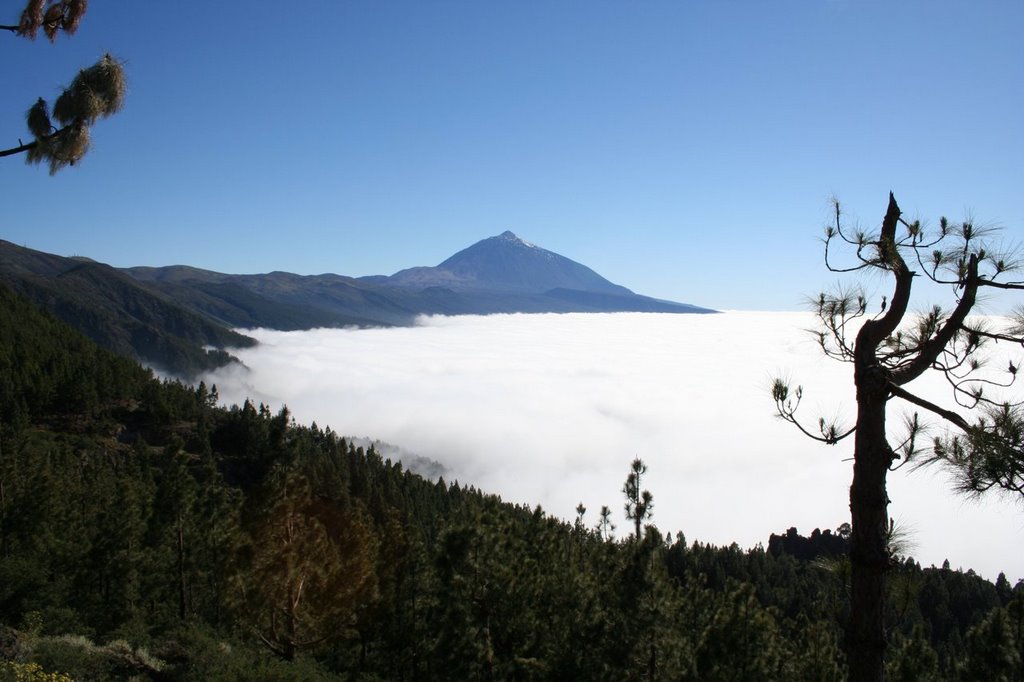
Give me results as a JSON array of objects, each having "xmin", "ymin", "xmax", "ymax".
[
  {"xmin": 596, "ymin": 504, "xmax": 616, "ymax": 541},
  {"xmin": 2, "ymin": 1, "xmax": 125, "ymax": 173},
  {"xmin": 623, "ymin": 457, "xmax": 653, "ymax": 540},
  {"xmin": 773, "ymin": 193, "xmax": 1023, "ymax": 681}
]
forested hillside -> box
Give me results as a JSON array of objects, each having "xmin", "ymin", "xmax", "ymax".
[
  {"xmin": 0, "ymin": 241, "xmax": 253, "ymax": 377},
  {"xmin": 1, "ymin": 283, "xmax": 1021, "ymax": 680}
]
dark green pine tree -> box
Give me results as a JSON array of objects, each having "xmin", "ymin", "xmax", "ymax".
[
  {"xmin": 886, "ymin": 627, "xmax": 939, "ymax": 682},
  {"xmin": 146, "ymin": 439, "xmax": 200, "ymax": 622},
  {"xmin": 234, "ymin": 472, "xmax": 378, "ymax": 662},
  {"xmin": 959, "ymin": 593, "xmax": 1024, "ymax": 681},
  {"xmin": 623, "ymin": 457, "xmax": 653, "ymax": 540},
  {"xmin": 694, "ymin": 581, "xmax": 789, "ymax": 680},
  {"xmin": 788, "ymin": 617, "xmax": 846, "ymax": 681}
]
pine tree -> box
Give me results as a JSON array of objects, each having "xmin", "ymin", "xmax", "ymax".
[
  {"xmin": 959, "ymin": 603, "xmax": 1023, "ymax": 681},
  {"xmin": 623, "ymin": 457, "xmax": 653, "ymax": 540},
  {"xmin": 234, "ymin": 473, "xmax": 378, "ymax": 661},
  {"xmin": 2, "ymin": 3, "xmax": 126, "ymax": 173},
  {"xmin": 774, "ymin": 193, "xmax": 1023, "ymax": 680}
]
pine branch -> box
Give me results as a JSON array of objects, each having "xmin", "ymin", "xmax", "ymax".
[
  {"xmin": 0, "ymin": 122, "xmax": 76, "ymax": 158},
  {"xmin": 891, "ymin": 255, "xmax": 979, "ymax": 386},
  {"xmin": 888, "ymin": 384, "xmax": 971, "ymax": 433},
  {"xmin": 978, "ymin": 279, "xmax": 1024, "ymax": 291},
  {"xmin": 0, "ymin": 138, "xmax": 38, "ymax": 157}
]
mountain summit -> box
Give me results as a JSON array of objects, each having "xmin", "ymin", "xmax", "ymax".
[
  {"xmin": 385, "ymin": 231, "xmax": 632, "ymax": 295},
  {"xmin": 126, "ymin": 230, "xmax": 713, "ymax": 329}
]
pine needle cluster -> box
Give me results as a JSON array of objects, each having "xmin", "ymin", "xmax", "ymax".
[
  {"xmin": 16, "ymin": 0, "xmax": 87, "ymax": 41},
  {"xmin": 23, "ymin": 54, "xmax": 126, "ymax": 174},
  {"xmin": 4, "ymin": 1, "xmax": 126, "ymax": 173}
]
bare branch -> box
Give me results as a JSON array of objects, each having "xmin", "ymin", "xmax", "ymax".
[
  {"xmin": 888, "ymin": 384, "xmax": 971, "ymax": 433},
  {"xmin": 970, "ymin": 328, "xmax": 1024, "ymax": 345},
  {"xmin": 772, "ymin": 377, "xmax": 855, "ymax": 445},
  {"xmin": 0, "ymin": 137, "xmax": 39, "ymax": 157},
  {"xmin": 978, "ymin": 279, "xmax": 1024, "ymax": 291}
]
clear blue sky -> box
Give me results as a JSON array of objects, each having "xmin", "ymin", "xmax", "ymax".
[{"xmin": 2, "ymin": 0, "xmax": 1021, "ymax": 310}]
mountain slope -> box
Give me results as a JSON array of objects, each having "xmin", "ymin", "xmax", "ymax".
[
  {"xmin": 0, "ymin": 240, "xmax": 253, "ymax": 376},
  {"xmin": 125, "ymin": 268, "xmax": 418, "ymax": 327},
  {"xmin": 385, "ymin": 231, "xmax": 632, "ymax": 295}
]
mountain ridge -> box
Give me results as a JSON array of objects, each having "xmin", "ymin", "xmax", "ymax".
[
  {"xmin": 0, "ymin": 239, "xmax": 253, "ymax": 377},
  {"xmin": 0, "ymin": 232, "xmax": 713, "ymax": 376},
  {"xmin": 124, "ymin": 230, "xmax": 714, "ymax": 325}
]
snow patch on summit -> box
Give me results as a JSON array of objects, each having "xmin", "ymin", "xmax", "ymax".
[{"xmin": 496, "ymin": 230, "xmax": 538, "ymax": 249}]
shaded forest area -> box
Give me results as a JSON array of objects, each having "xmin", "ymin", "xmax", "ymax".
[{"xmin": 1, "ymin": 283, "xmax": 1022, "ymax": 680}]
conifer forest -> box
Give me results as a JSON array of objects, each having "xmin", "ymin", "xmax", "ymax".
[{"xmin": 1, "ymin": 282, "xmax": 1022, "ymax": 680}]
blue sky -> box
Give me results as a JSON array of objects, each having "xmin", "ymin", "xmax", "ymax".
[{"xmin": 2, "ymin": 0, "xmax": 1021, "ymax": 310}]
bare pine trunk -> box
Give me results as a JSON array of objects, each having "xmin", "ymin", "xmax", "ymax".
[{"xmin": 848, "ymin": 361, "xmax": 891, "ymax": 682}]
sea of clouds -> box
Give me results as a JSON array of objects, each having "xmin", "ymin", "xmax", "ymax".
[{"xmin": 202, "ymin": 311, "xmax": 1023, "ymax": 582}]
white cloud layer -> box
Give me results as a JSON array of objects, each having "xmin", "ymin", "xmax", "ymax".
[{"xmin": 203, "ymin": 312, "xmax": 1024, "ymax": 582}]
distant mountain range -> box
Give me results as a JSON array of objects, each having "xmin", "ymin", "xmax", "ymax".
[
  {"xmin": 127, "ymin": 231, "xmax": 712, "ymax": 324},
  {"xmin": 0, "ymin": 232, "xmax": 713, "ymax": 376}
]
